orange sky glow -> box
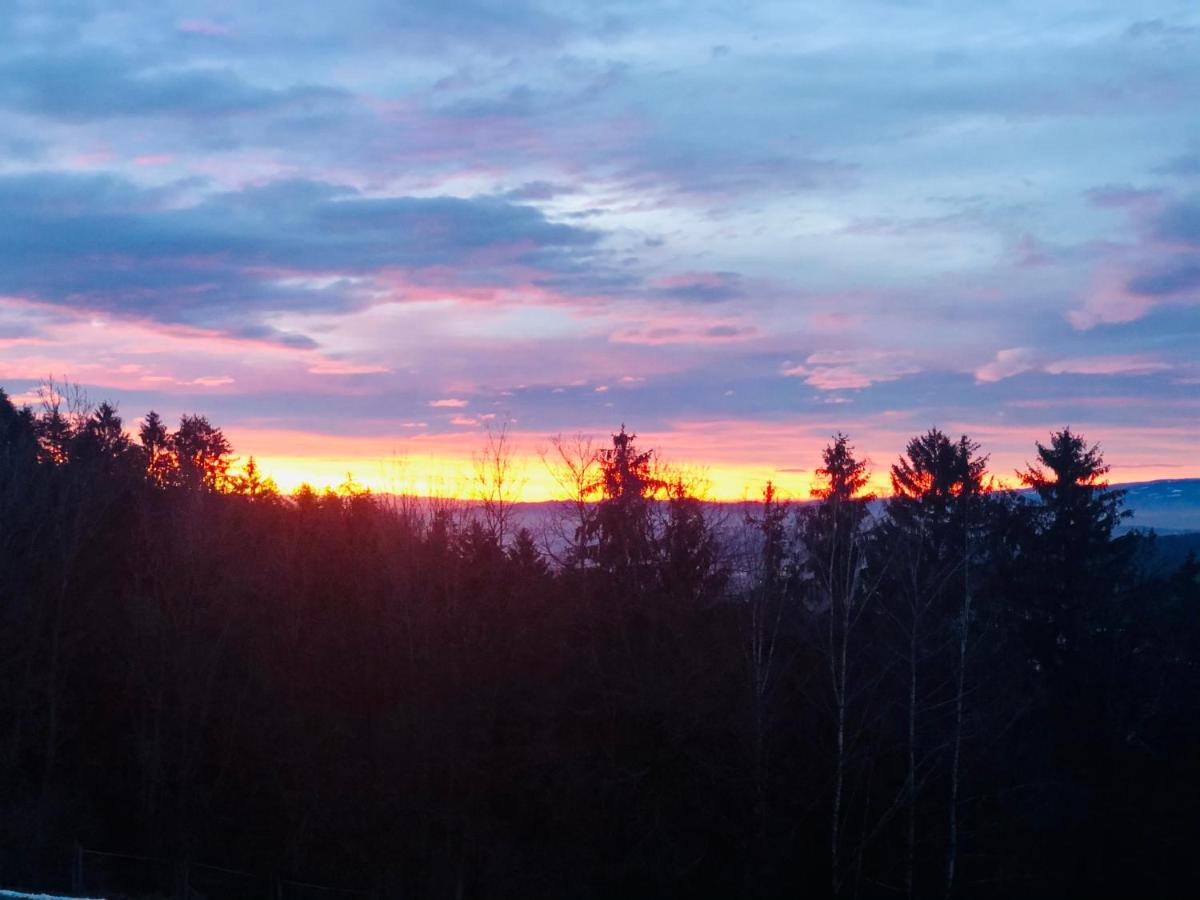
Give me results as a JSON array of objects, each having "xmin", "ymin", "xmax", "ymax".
[
  {"xmin": 228, "ymin": 423, "xmax": 1199, "ymax": 502},
  {"xmin": 2, "ymin": 1, "xmax": 1198, "ymax": 507}
]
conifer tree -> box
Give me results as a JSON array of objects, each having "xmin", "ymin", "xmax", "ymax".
[
  {"xmin": 801, "ymin": 435, "xmax": 876, "ymax": 897},
  {"xmin": 586, "ymin": 426, "xmax": 662, "ymax": 585}
]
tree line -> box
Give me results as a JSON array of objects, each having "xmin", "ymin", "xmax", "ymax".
[{"xmin": 1, "ymin": 384, "xmax": 1198, "ymax": 899}]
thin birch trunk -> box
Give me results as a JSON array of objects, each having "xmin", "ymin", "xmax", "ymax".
[
  {"xmin": 945, "ymin": 513, "xmax": 972, "ymax": 898},
  {"xmin": 906, "ymin": 596, "xmax": 918, "ymax": 900}
]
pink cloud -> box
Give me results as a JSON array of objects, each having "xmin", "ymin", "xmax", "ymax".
[
  {"xmin": 783, "ymin": 350, "xmax": 919, "ymax": 390},
  {"xmin": 0, "ymin": 297, "xmax": 320, "ymax": 395},
  {"xmin": 609, "ymin": 317, "xmax": 760, "ymax": 345},
  {"xmin": 651, "ymin": 272, "xmax": 728, "ymax": 289},
  {"xmin": 975, "ymin": 347, "xmax": 1036, "ymax": 383},
  {"xmin": 307, "ymin": 361, "xmax": 390, "ymax": 375},
  {"xmin": 1006, "ymin": 395, "xmax": 1198, "ymax": 411},
  {"xmin": 68, "ymin": 147, "xmax": 115, "ymax": 168},
  {"xmin": 1069, "ymin": 267, "xmax": 1154, "ymax": 329},
  {"xmin": 1045, "ymin": 355, "xmax": 1171, "ymax": 376},
  {"xmin": 976, "ymin": 349, "xmax": 1174, "ymax": 382},
  {"xmin": 188, "ymin": 376, "xmax": 235, "ymax": 387}
]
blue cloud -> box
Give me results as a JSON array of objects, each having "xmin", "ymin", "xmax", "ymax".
[
  {"xmin": 0, "ymin": 49, "xmax": 346, "ymax": 120},
  {"xmin": 0, "ymin": 173, "xmax": 602, "ymax": 339},
  {"xmin": 1156, "ymin": 196, "xmax": 1200, "ymax": 244},
  {"xmin": 0, "ymin": 0, "xmax": 1196, "ymax": 468},
  {"xmin": 1129, "ymin": 263, "xmax": 1200, "ymax": 296}
]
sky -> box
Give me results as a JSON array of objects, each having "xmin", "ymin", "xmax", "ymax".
[{"xmin": 1, "ymin": 0, "xmax": 1198, "ymax": 499}]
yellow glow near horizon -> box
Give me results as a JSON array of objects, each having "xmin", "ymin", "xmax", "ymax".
[
  {"xmin": 227, "ymin": 429, "xmax": 931, "ymax": 502},
  {"xmin": 250, "ymin": 453, "xmax": 833, "ymax": 501},
  {"xmin": 228, "ymin": 426, "xmax": 837, "ymax": 501},
  {"xmin": 233, "ymin": 432, "xmax": 1197, "ymax": 503}
]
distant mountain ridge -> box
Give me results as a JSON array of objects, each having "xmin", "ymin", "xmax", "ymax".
[
  {"xmin": 1113, "ymin": 478, "xmax": 1200, "ymax": 534},
  {"xmin": 503, "ymin": 478, "xmax": 1200, "ymax": 535}
]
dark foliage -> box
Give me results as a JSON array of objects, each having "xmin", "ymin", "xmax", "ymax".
[{"xmin": 1, "ymin": 389, "xmax": 1198, "ymax": 899}]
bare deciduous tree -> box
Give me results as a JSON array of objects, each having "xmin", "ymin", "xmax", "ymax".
[
  {"xmin": 540, "ymin": 433, "xmax": 601, "ymax": 569},
  {"xmin": 472, "ymin": 420, "xmax": 525, "ymax": 547}
]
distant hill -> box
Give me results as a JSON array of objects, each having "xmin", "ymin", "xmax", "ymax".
[
  {"xmin": 504, "ymin": 478, "xmax": 1200, "ymax": 540},
  {"xmin": 1139, "ymin": 532, "xmax": 1200, "ymax": 577},
  {"xmin": 1116, "ymin": 478, "xmax": 1200, "ymax": 534}
]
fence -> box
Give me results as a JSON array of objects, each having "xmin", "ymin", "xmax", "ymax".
[{"xmin": 73, "ymin": 846, "xmax": 374, "ymax": 900}]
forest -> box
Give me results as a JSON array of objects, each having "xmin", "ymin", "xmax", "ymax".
[{"xmin": 1, "ymin": 384, "xmax": 1198, "ymax": 899}]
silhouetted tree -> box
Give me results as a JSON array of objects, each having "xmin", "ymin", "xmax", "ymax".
[
  {"xmin": 741, "ymin": 479, "xmax": 796, "ymax": 859},
  {"xmin": 585, "ymin": 426, "xmax": 662, "ymax": 586},
  {"xmin": 657, "ymin": 475, "xmax": 726, "ymax": 605},
  {"xmin": 173, "ymin": 414, "xmax": 232, "ymax": 492},
  {"xmin": 1018, "ymin": 427, "xmax": 1133, "ymax": 664},
  {"xmin": 139, "ymin": 410, "xmax": 174, "ymax": 486},
  {"xmin": 229, "ymin": 457, "xmax": 279, "ymax": 499},
  {"xmin": 508, "ymin": 526, "xmax": 550, "ymax": 582},
  {"xmin": 473, "ymin": 421, "xmax": 524, "ymax": 547},
  {"xmin": 881, "ymin": 429, "xmax": 987, "ymax": 899},
  {"xmin": 800, "ymin": 434, "xmax": 877, "ymax": 897},
  {"xmin": 542, "ymin": 433, "xmax": 600, "ymax": 570},
  {"xmin": 1, "ymin": 388, "xmax": 1197, "ymax": 900},
  {"xmin": 72, "ymin": 402, "xmax": 133, "ymax": 471}
]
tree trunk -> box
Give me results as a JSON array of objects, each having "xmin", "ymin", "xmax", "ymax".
[
  {"xmin": 906, "ymin": 615, "xmax": 917, "ymax": 900},
  {"xmin": 945, "ymin": 522, "xmax": 972, "ymax": 898}
]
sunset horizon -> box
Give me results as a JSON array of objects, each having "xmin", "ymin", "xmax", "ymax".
[
  {"xmin": 7, "ymin": 386, "xmax": 1193, "ymax": 500},
  {"xmin": 1, "ymin": 3, "xmax": 1197, "ymax": 496},
  {"xmin": 202, "ymin": 420, "xmax": 1200, "ymax": 501},
  {"xmin": 2, "ymin": 3, "xmax": 1198, "ymax": 898}
]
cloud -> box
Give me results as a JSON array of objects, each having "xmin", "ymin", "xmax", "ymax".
[
  {"xmin": 976, "ymin": 348, "xmax": 1174, "ymax": 382},
  {"xmin": 609, "ymin": 320, "xmax": 760, "ymax": 345},
  {"xmin": 0, "ymin": 172, "xmax": 601, "ymax": 342},
  {"xmin": 0, "ymin": 49, "xmax": 346, "ymax": 121},
  {"xmin": 430, "ymin": 398, "xmax": 469, "ymax": 408},
  {"xmin": 1064, "ymin": 193, "xmax": 1200, "ymax": 329},
  {"xmin": 1011, "ymin": 234, "xmax": 1055, "ymax": 268},
  {"xmin": 1044, "ymin": 355, "xmax": 1171, "ymax": 377},
  {"xmin": 975, "ymin": 348, "xmax": 1036, "ymax": 383},
  {"xmin": 1154, "ymin": 196, "xmax": 1200, "ymax": 246},
  {"xmin": 1, "ymin": 1, "xmax": 1198, "ymax": 488},
  {"xmin": 1157, "ymin": 153, "xmax": 1200, "ymax": 177},
  {"xmin": 342, "ymin": 1, "xmax": 593, "ymax": 55},
  {"xmin": 307, "ymin": 360, "xmax": 390, "ymax": 375},
  {"xmin": 1124, "ymin": 19, "xmax": 1199, "ymax": 40},
  {"xmin": 188, "ymin": 375, "xmax": 234, "ymax": 386},
  {"xmin": 500, "ymin": 181, "xmax": 576, "ymax": 201},
  {"xmin": 1086, "ymin": 185, "xmax": 1161, "ymax": 209},
  {"xmin": 614, "ymin": 148, "xmax": 858, "ymax": 201},
  {"xmin": 783, "ymin": 351, "xmax": 919, "ymax": 391},
  {"xmin": 1127, "ymin": 262, "xmax": 1200, "ymax": 296},
  {"xmin": 649, "ymin": 272, "xmax": 744, "ymax": 304}
]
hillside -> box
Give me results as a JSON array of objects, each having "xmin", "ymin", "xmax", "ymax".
[{"xmin": 1119, "ymin": 479, "xmax": 1200, "ymax": 534}]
